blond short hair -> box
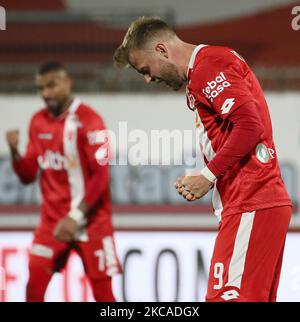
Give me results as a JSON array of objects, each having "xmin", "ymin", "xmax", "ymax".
[{"xmin": 113, "ymin": 16, "xmax": 176, "ymax": 68}]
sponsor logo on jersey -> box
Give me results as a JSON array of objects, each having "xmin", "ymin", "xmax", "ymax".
[
  {"xmin": 255, "ymin": 143, "xmax": 276, "ymax": 163},
  {"xmin": 202, "ymin": 72, "xmax": 231, "ymax": 102},
  {"xmin": 220, "ymin": 98, "xmax": 235, "ymax": 114},
  {"xmin": 186, "ymin": 91, "xmax": 196, "ymax": 110},
  {"xmin": 221, "ymin": 289, "xmax": 239, "ymax": 301},
  {"xmin": 37, "ymin": 149, "xmax": 77, "ymax": 170},
  {"xmin": 66, "ymin": 130, "xmax": 76, "ymax": 142},
  {"xmin": 38, "ymin": 133, "xmax": 53, "ymax": 140}
]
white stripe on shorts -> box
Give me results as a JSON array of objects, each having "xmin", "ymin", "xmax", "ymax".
[{"xmin": 225, "ymin": 211, "xmax": 255, "ymax": 289}]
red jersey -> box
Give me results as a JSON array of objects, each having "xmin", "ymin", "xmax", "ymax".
[
  {"xmin": 13, "ymin": 98, "xmax": 113, "ymax": 240},
  {"xmin": 186, "ymin": 45, "xmax": 291, "ymax": 220}
]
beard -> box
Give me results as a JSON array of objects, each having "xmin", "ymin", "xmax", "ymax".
[
  {"xmin": 44, "ymin": 98, "xmax": 64, "ymax": 116},
  {"xmin": 159, "ymin": 62, "xmax": 184, "ymax": 91}
]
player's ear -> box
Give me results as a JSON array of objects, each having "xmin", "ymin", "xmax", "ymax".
[
  {"xmin": 66, "ymin": 76, "xmax": 72, "ymax": 91},
  {"xmin": 155, "ymin": 43, "xmax": 168, "ymax": 58}
]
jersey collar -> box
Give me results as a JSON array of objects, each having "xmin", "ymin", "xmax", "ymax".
[
  {"xmin": 187, "ymin": 44, "xmax": 207, "ymax": 79},
  {"xmin": 68, "ymin": 97, "xmax": 81, "ymax": 114},
  {"xmin": 48, "ymin": 97, "xmax": 81, "ymax": 121}
]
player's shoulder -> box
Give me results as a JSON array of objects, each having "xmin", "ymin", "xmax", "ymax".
[
  {"xmin": 30, "ymin": 108, "xmax": 48, "ymax": 125},
  {"xmin": 194, "ymin": 45, "xmax": 240, "ymax": 70},
  {"xmin": 189, "ymin": 45, "xmax": 246, "ymax": 88},
  {"xmin": 204, "ymin": 45, "xmax": 234, "ymax": 57},
  {"xmin": 76, "ymin": 101, "xmax": 106, "ymax": 128},
  {"xmin": 76, "ymin": 102, "xmax": 102, "ymax": 120}
]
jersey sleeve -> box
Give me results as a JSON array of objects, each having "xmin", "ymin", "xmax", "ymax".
[
  {"xmin": 13, "ymin": 116, "xmax": 39, "ymax": 184},
  {"xmin": 193, "ymin": 48, "xmax": 255, "ymax": 119},
  {"xmin": 206, "ymin": 101, "xmax": 264, "ymax": 178},
  {"xmin": 81, "ymin": 111, "xmax": 111, "ymax": 207}
]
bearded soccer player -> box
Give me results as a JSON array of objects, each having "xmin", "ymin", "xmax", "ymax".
[
  {"xmin": 113, "ymin": 17, "xmax": 292, "ymax": 302},
  {"xmin": 6, "ymin": 62, "xmax": 121, "ymax": 302}
]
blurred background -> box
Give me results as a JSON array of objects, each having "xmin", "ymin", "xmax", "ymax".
[{"xmin": 0, "ymin": 0, "xmax": 299, "ymax": 302}]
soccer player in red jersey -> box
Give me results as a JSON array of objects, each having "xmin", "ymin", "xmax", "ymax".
[
  {"xmin": 6, "ymin": 62, "xmax": 121, "ymax": 302},
  {"xmin": 113, "ymin": 17, "xmax": 292, "ymax": 302}
]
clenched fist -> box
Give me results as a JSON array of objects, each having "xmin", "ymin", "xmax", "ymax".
[
  {"xmin": 54, "ymin": 217, "xmax": 79, "ymax": 242},
  {"xmin": 174, "ymin": 174, "xmax": 213, "ymax": 202},
  {"xmin": 6, "ymin": 130, "xmax": 19, "ymax": 150}
]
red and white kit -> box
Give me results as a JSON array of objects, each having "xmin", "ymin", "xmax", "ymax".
[
  {"xmin": 13, "ymin": 98, "xmax": 121, "ymax": 300},
  {"xmin": 186, "ymin": 45, "xmax": 292, "ymax": 301}
]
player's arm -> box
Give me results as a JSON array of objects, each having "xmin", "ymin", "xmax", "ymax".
[
  {"xmin": 67, "ymin": 153, "xmax": 110, "ymax": 222},
  {"xmin": 177, "ymin": 49, "xmax": 264, "ymax": 200},
  {"xmin": 54, "ymin": 113, "xmax": 110, "ymax": 242},
  {"xmin": 78, "ymin": 114, "xmax": 110, "ymax": 216},
  {"xmin": 204, "ymin": 101, "xmax": 263, "ymax": 179},
  {"xmin": 176, "ymin": 103, "xmax": 263, "ymax": 201},
  {"xmin": 201, "ymin": 51, "xmax": 264, "ymax": 180},
  {"xmin": 6, "ymin": 121, "xmax": 39, "ymax": 184}
]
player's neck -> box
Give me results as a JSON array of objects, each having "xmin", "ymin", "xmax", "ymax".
[
  {"xmin": 53, "ymin": 96, "xmax": 73, "ymax": 117},
  {"xmin": 175, "ymin": 42, "xmax": 197, "ymax": 81}
]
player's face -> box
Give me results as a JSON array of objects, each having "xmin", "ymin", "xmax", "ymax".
[
  {"xmin": 129, "ymin": 49, "xmax": 184, "ymax": 91},
  {"xmin": 35, "ymin": 71, "xmax": 72, "ymax": 115}
]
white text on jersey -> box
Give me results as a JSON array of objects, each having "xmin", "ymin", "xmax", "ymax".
[
  {"xmin": 202, "ymin": 72, "xmax": 231, "ymax": 102},
  {"xmin": 37, "ymin": 150, "xmax": 77, "ymax": 170}
]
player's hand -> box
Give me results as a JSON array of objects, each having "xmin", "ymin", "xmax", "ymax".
[
  {"xmin": 175, "ymin": 175, "xmax": 197, "ymax": 201},
  {"xmin": 175, "ymin": 174, "xmax": 213, "ymax": 202},
  {"xmin": 182, "ymin": 174, "xmax": 214, "ymax": 200},
  {"xmin": 54, "ymin": 217, "xmax": 79, "ymax": 242},
  {"xmin": 6, "ymin": 130, "xmax": 19, "ymax": 150},
  {"xmin": 174, "ymin": 175, "xmax": 196, "ymax": 201},
  {"xmin": 174, "ymin": 176, "xmax": 185, "ymax": 194},
  {"xmin": 174, "ymin": 175, "xmax": 196, "ymax": 200}
]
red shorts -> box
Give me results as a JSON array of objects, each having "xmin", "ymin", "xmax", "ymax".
[
  {"xmin": 206, "ymin": 206, "xmax": 291, "ymax": 302},
  {"xmin": 28, "ymin": 229, "xmax": 122, "ymax": 280}
]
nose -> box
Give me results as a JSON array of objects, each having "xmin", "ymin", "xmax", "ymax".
[
  {"xmin": 144, "ymin": 75, "xmax": 152, "ymax": 83},
  {"xmin": 42, "ymin": 87, "xmax": 52, "ymax": 99}
]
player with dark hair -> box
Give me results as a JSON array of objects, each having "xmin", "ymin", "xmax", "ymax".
[
  {"xmin": 114, "ymin": 16, "xmax": 292, "ymax": 302},
  {"xmin": 6, "ymin": 61, "xmax": 121, "ymax": 302}
]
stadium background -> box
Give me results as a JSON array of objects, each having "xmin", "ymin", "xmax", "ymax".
[{"xmin": 0, "ymin": 0, "xmax": 299, "ymax": 301}]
